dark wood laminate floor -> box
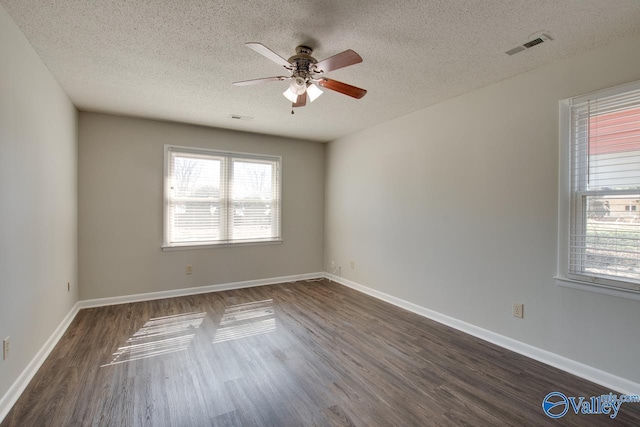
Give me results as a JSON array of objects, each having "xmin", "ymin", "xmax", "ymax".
[{"xmin": 3, "ymin": 279, "xmax": 639, "ymax": 426}]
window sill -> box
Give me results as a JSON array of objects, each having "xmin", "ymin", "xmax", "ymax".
[
  {"xmin": 162, "ymin": 239, "xmax": 283, "ymax": 251},
  {"xmin": 555, "ymin": 276, "xmax": 640, "ymax": 301}
]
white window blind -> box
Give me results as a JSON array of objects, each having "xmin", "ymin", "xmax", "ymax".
[
  {"xmin": 164, "ymin": 146, "xmax": 281, "ymax": 247},
  {"xmin": 568, "ymin": 82, "xmax": 640, "ymax": 290}
]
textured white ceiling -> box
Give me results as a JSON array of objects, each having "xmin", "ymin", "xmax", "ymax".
[{"xmin": 2, "ymin": 1, "xmax": 640, "ymax": 142}]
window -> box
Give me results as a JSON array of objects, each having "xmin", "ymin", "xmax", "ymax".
[
  {"xmin": 559, "ymin": 81, "xmax": 640, "ymax": 293},
  {"xmin": 163, "ymin": 146, "xmax": 281, "ymax": 248}
]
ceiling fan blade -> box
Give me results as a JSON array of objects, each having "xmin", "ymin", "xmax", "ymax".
[
  {"xmin": 317, "ymin": 78, "xmax": 367, "ymax": 99},
  {"xmin": 245, "ymin": 42, "xmax": 291, "ymax": 67},
  {"xmin": 314, "ymin": 49, "xmax": 363, "ymax": 73},
  {"xmin": 293, "ymin": 92, "xmax": 307, "ymax": 108},
  {"xmin": 232, "ymin": 76, "xmax": 288, "ymax": 86}
]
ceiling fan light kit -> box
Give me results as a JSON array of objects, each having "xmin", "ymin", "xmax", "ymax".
[
  {"xmin": 306, "ymin": 84, "xmax": 323, "ymax": 102},
  {"xmin": 282, "ymin": 87, "xmax": 298, "ymax": 103},
  {"xmin": 233, "ymin": 43, "xmax": 367, "ymax": 110}
]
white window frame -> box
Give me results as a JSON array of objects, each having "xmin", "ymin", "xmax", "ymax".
[
  {"xmin": 162, "ymin": 145, "xmax": 282, "ymax": 250},
  {"xmin": 557, "ymin": 80, "xmax": 640, "ymax": 300}
]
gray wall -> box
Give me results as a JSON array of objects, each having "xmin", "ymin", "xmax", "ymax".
[
  {"xmin": 325, "ymin": 34, "xmax": 640, "ymax": 382},
  {"xmin": 0, "ymin": 5, "xmax": 78, "ymax": 399},
  {"xmin": 78, "ymin": 113, "xmax": 324, "ymax": 300}
]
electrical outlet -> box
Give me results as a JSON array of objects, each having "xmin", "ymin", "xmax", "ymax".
[
  {"xmin": 3, "ymin": 337, "xmax": 9, "ymax": 360},
  {"xmin": 350, "ymin": 260, "xmax": 355, "ymax": 269},
  {"xmin": 186, "ymin": 265, "xmax": 193, "ymax": 275},
  {"xmin": 513, "ymin": 303, "xmax": 524, "ymax": 319},
  {"xmin": 331, "ymin": 260, "xmax": 335, "ymax": 269}
]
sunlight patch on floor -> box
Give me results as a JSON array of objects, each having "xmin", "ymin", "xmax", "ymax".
[
  {"xmin": 102, "ymin": 312, "xmax": 206, "ymax": 367},
  {"xmin": 213, "ymin": 299, "xmax": 276, "ymax": 343}
]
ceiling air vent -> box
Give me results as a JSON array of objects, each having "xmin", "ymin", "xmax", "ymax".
[
  {"xmin": 523, "ymin": 38, "xmax": 544, "ymax": 49},
  {"xmin": 506, "ymin": 33, "xmax": 553, "ymax": 56},
  {"xmin": 229, "ymin": 114, "xmax": 254, "ymax": 121},
  {"xmin": 505, "ymin": 46, "xmax": 526, "ymax": 56}
]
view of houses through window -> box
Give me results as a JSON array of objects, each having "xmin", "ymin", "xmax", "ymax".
[{"xmin": 570, "ymin": 90, "xmax": 640, "ymax": 286}]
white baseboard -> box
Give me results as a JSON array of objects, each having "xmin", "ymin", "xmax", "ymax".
[
  {"xmin": 0, "ymin": 272, "xmax": 324, "ymax": 423},
  {"xmin": 0, "ymin": 302, "xmax": 81, "ymax": 423},
  {"xmin": 78, "ymin": 272, "xmax": 325, "ymax": 309},
  {"xmin": 325, "ymin": 273, "xmax": 640, "ymax": 396}
]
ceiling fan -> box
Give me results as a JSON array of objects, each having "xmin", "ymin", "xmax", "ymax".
[{"xmin": 232, "ymin": 43, "xmax": 367, "ymax": 110}]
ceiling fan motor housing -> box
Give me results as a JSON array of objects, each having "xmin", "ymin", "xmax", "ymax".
[{"xmin": 288, "ymin": 45, "xmax": 317, "ymax": 81}]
